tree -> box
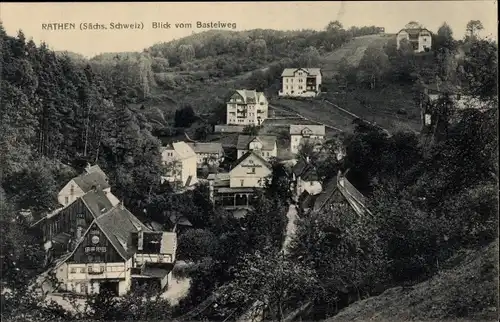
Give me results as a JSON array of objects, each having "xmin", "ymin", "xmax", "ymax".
[
  {"xmin": 325, "ymin": 20, "xmax": 343, "ymax": 32},
  {"xmin": 358, "ymin": 47, "xmax": 390, "ymax": 89},
  {"xmin": 461, "ymin": 39, "xmax": 498, "ymax": 100},
  {"xmin": 216, "ymin": 248, "xmax": 320, "ymax": 321},
  {"xmin": 405, "ymin": 21, "xmax": 422, "ymax": 29},
  {"xmin": 436, "ymin": 22, "xmax": 455, "ymax": 50},
  {"xmin": 174, "ymin": 105, "xmax": 198, "ymax": 128},
  {"xmin": 298, "ymin": 46, "xmax": 321, "ymax": 67},
  {"xmin": 465, "ymin": 20, "xmax": 484, "ymax": 39},
  {"xmin": 177, "ymin": 229, "xmax": 220, "ymax": 262}
]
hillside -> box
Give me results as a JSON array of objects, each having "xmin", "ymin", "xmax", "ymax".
[
  {"xmin": 326, "ymin": 240, "xmax": 499, "ymax": 322},
  {"xmin": 321, "ymin": 34, "xmax": 395, "ymax": 78}
]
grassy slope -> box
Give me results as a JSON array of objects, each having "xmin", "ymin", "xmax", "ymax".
[
  {"xmin": 321, "ymin": 34, "xmax": 395, "ymax": 78},
  {"xmin": 326, "ymin": 240, "xmax": 499, "ymax": 322},
  {"xmin": 268, "ymin": 34, "xmax": 422, "ymax": 133}
]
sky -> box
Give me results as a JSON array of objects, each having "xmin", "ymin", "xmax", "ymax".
[{"xmin": 1, "ymin": 1, "xmax": 497, "ymax": 58}]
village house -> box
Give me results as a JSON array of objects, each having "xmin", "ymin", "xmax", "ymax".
[
  {"xmin": 58, "ymin": 164, "xmax": 119, "ymax": 207},
  {"xmin": 299, "ymin": 170, "xmax": 371, "ymax": 217},
  {"xmin": 34, "ymin": 190, "xmax": 178, "ymax": 296},
  {"xmin": 289, "ymin": 156, "xmax": 323, "ymax": 199},
  {"xmin": 236, "ymin": 135, "xmax": 278, "ymax": 161},
  {"xmin": 187, "ymin": 142, "xmax": 224, "ymax": 168},
  {"xmin": 208, "ymin": 151, "xmax": 272, "ymax": 208},
  {"xmin": 160, "ymin": 142, "xmax": 198, "ymax": 188},
  {"xmin": 289, "ymin": 124, "xmax": 326, "ymax": 154},
  {"xmin": 226, "ymin": 89, "xmax": 269, "ymax": 126},
  {"xmin": 396, "ymin": 28, "xmax": 432, "ymax": 53},
  {"xmin": 278, "ymin": 68, "xmax": 322, "ymax": 97}
]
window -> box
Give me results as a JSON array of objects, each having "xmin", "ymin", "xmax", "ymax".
[
  {"xmin": 65, "ymin": 196, "xmax": 69, "ymax": 204},
  {"xmin": 70, "ymin": 267, "xmax": 77, "ymax": 274},
  {"xmin": 240, "ymin": 179, "xmax": 244, "ymax": 187},
  {"xmin": 80, "ymin": 267, "xmax": 85, "ymax": 273},
  {"xmin": 250, "ymin": 167, "xmax": 255, "ymax": 174}
]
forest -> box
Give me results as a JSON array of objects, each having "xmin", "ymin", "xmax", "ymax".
[{"xmin": 0, "ymin": 19, "xmax": 498, "ymax": 321}]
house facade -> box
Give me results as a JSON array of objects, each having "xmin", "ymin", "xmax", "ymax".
[
  {"xmin": 226, "ymin": 90, "xmax": 269, "ymax": 126},
  {"xmin": 187, "ymin": 142, "xmax": 224, "ymax": 168},
  {"xmin": 207, "ymin": 151, "xmax": 272, "ymax": 208},
  {"xmin": 37, "ymin": 191, "xmax": 178, "ymax": 296},
  {"xmin": 397, "ymin": 28, "xmax": 432, "ymax": 53},
  {"xmin": 236, "ymin": 135, "xmax": 277, "ymax": 161},
  {"xmin": 58, "ymin": 164, "xmax": 119, "ymax": 207},
  {"xmin": 289, "ymin": 124, "xmax": 326, "ymax": 154},
  {"xmin": 279, "ymin": 68, "xmax": 322, "ymax": 97},
  {"xmin": 160, "ymin": 142, "xmax": 198, "ymax": 188}
]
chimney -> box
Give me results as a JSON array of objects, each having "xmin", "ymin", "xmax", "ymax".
[{"xmin": 120, "ymin": 201, "xmax": 125, "ymax": 210}]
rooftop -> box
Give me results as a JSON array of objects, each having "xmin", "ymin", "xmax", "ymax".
[
  {"xmin": 261, "ymin": 117, "xmax": 322, "ymax": 126},
  {"xmin": 161, "ymin": 141, "xmax": 196, "ymax": 160},
  {"xmin": 290, "ymin": 124, "xmax": 326, "ymax": 136},
  {"xmin": 187, "ymin": 142, "xmax": 224, "ymax": 154},
  {"xmin": 232, "ymin": 150, "xmax": 272, "ymax": 170},
  {"xmin": 281, "ymin": 68, "xmax": 322, "ymax": 77},
  {"xmin": 233, "ymin": 89, "xmax": 267, "ymax": 104},
  {"xmin": 237, "ymin": 135, "xmax": 277, "ymax": 151},
  {"xmin": 73, "ymin": 171, "xmax": 110, "ymax": 193}
]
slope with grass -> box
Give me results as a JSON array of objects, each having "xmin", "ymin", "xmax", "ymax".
[
  {"xmin": 326, "ymin": 240, "xmax": 499, "ymax": 322},
  {"xmin": 321, "ymin": 34, "xmax": 395, "ymax": 78}
]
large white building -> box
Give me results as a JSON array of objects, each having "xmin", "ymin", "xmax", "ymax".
[
  {"xmin": 226, "ymin": 90, "xmax": 269, "ymax": 126},
  {"xmin": 278, "ymin": 68, "xmax": 322, "ymax": 98},
  {"xmin": 160, "ymin": 142, "xmax": 198, "ymax": 187},
  {"xmin": 396, "ymin": 28, "xmax": 432, "ymax": 53}
]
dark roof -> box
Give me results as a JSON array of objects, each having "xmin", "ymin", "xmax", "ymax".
[
  {"xmin": 80, "ymin": 190, "xmax": 114, "ymax": 219},
  {"xmin": 85, "ymin": 164, "xmax": 107, "ymax": 179},
  {"xmin": 218, "ymin": 133, "xmax": 239, "ymax": 148},
  {"xmin": 313, "ymin": 175, "xmax": 340, "ymax": 213},
  {"xmin": 95, "ymin": 205, "xmax": 152, "ymax": 259},
  {"xmin": 311, "ymin": 173, "xmax": 370, "ymax": 216},
  {"xmin": 187, "ymin": 142, "xmax": 224, "ymax": 154},
  {"xmin": 292, "ymin": 158, "xmax": 320, "ymax": 181},
  {"xmin": 237, "ymin": 135, "xmax": 277, "ymax": 151},
  {"xmin": 141, "ymin": 265, "xmax": 173, "ymax": 279},
  {"xmin": 232, "ymin": 150, "xmax": 272, "ymax": 170},
  {"xmin": 73, "ymin": 171, "xmax": 110, "ymax": 193},
  {"xmin": 169, "ymin": 214, "xmax": 193, "ymax": 227}
]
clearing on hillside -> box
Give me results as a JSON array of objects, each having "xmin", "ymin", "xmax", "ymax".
[{"xmin": 321, "ymin": 34, "xmax": 395, "ymax": 78}]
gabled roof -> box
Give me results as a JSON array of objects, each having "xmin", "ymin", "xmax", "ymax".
[
  {"xmin": 281, "ymin": 68, "xmax": 322, "ymax": 77},
  {"xmin": 81, "ymin": 189, "xmax": 115, "ymax": 219},
  {"xmin": 187, "ymin": 142, "xmax": 224, "ymax": 154},
  {"xmin": 161, "ymin": 141, "xmax": 196, "ymax": 160},
  {"xmin": 95, "ymin": 205, "xmax": 152, "ymax": 259},
  {"xmin": 231, "ymin": 151, "xmax": 272, "ymax": 170},
  {"xmin": 233, "ymin": 90, "xmax": 266, "ymax": 104},
  {"xmin": 72, "ymin": 171, "xmax": 110, "ymax": 193},
  {"xmin": 290, "ymin": 124, "xmax": 325, "ymax": 136},
  {"xmin": 398, "ymin": 28, "xmax": 432, "ymax": 39},
  {"xmin": 85, "ymin": 164, "xmax": 107, "ymax": 180},
  {"xmin": 292, "ymin": 158, "xmax": 320, "ymax": 182},
  {"xmin": 311, "ymin": 172, "xmax": 370, "ymax": 216},
  {"xmin": 237, "ymin": 135, "xmax": 277, "ymax": 151}
]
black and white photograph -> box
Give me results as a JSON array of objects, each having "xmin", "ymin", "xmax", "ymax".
[{"xmin": 0, "ymin": 1, "xmax": 498, "ymax": 321}]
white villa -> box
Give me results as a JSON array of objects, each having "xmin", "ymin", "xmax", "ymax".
[
  {"xmin": 226, "ymin": 90, "xmax": 269, "ymax": 126},
  {"xmin": 396, "ymin": 28, "xmax": 432, "ymax": 53},
  {"xmin": 279, "ymin": 68, "xmax": 322, "ymax": 98}
]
